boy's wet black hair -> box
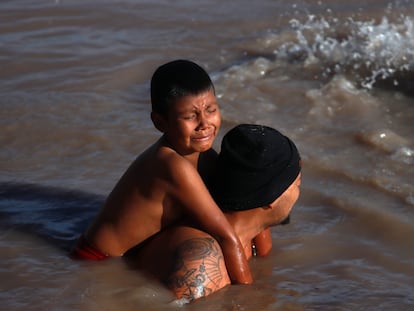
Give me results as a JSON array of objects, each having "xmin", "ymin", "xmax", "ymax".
[{"xmin": 150, "ymin": 59, "xmax": 215, "ymax": 117}]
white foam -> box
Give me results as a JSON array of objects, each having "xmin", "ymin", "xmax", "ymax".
[{"xmin": 274, "ymin": 15, "xmax": 414, "ymax": 89}]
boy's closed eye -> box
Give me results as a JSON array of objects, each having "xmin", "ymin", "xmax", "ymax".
[
  {"xmin": 175, "ymin": 108, "xmax": 196, "ymax": 120},
  {"xmin": 182, "ymin": 113, "xmax": 196, "ymax": 120},
  {"xmin": 206, "ymin": 106, "xmax": 217, "ymax": 114}
]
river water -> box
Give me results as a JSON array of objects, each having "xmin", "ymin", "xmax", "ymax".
[{"xmin": 1, "ymin": 0, "xmax": 413, "ymax": 310}]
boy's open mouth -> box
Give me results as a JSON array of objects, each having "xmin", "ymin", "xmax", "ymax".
[{"xmin": 192, "ymin": 132, "xmax": 214, "ymax": 142}]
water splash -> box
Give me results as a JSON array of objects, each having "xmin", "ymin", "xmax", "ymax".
[{"xmin": 275, "ymin": 15, "xmax": 414, "ymax": 89}]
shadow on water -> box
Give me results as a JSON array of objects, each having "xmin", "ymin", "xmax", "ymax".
[{"xmin": 0, "ymin": 182, "xmax": 104, "ymax": 252}]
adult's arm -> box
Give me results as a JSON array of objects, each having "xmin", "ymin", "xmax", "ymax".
[{"xmin": 252, "ymin": 227, "xmax": 272, "ymax": 257}]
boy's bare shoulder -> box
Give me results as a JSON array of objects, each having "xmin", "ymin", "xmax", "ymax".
[
  {"xmin": 156, "ymin": 145, "xmax": 197, "ymax": 174},
  {"xmin": 132, "ymin": 140, "xmax": 201, "ymax": 192},
  {"xmin": 134, "ymin": 140, "xmax": 190, "ymax": 171}
]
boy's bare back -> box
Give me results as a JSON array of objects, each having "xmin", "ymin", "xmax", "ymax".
[{"xmin": 85, "ymin": 139, "xmax": 187, "ymax": 256}]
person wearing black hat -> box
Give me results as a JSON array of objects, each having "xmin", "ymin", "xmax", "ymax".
[
  {"xmin": 209, "ymin": 123, "xmax": 301, "ymax": 257},
  {"xmin": 125, "ymin": 124, "xmax": 302, "ymax": 303}
]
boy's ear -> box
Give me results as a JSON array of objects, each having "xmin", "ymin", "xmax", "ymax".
[{"xmin": 151, "ymin": 112, "xmax": 167, "ymax": 133}]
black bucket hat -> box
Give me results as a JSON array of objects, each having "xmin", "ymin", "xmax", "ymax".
[{"xmin": 211, "ymin": 124, "xmax": 301, "ymax": 211}]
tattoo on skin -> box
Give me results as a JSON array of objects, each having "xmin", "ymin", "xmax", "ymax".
[{"xmin": 167, "ymin": 237, "xmax": 225, "ymax": 301}]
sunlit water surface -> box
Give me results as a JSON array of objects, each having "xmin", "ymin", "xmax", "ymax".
[{"xmin": 1, "ymin": 0, "xmax": 413, "ymax": 310}]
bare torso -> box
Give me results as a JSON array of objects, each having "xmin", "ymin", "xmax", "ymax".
[
  {"xmin": 85, "ymin": 140, "xmax": 188, "ymax": 256},
  {"xmin": 84, "ymin": 137, "xmax": 220, "ymax": 257}
]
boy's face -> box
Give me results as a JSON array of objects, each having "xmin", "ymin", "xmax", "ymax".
[{"xmin": 163, "ymin": 89, "xmax": 221, "ymax": 155}]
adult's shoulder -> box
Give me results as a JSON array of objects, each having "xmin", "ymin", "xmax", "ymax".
[
  {"xmin": 166, "ymin": 227, "xmax": 231, "ymax": 301},
  {"xmin": 125, "ymin": 226, "xmax": 231, "ymax": 301}
]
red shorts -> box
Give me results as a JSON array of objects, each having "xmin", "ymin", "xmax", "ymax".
[{"xmin": 70, "ymin": 235, "xmax": 109, "ymax": 260}]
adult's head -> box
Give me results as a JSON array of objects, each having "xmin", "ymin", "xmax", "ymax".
[
  {"xmin": 150, "ymin": 59, "xmax": 215, "ymax": 117},
  {"xmin": 211, "ymin": 124, "xmax": 301, "ymax": 213}
]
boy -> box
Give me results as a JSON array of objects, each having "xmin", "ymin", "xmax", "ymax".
[
  {"xmin": 71, "ymin": 60, "xmax": 252, "ymax": 284},
  {"xmin": 126, "ymin": 124, "xmax": 302, "ymax": 302}
]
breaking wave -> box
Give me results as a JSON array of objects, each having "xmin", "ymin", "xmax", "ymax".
[{"xmin": 226, "ymin": 13, "xmax": 414, "ymax": 96}]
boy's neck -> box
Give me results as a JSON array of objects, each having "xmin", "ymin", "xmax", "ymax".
[
  {"xmin": 184, "ymin": 153, "xmax": 200, "ymax": 168},
  {"xmin": 160, "ymin": 135, "xmax": 200, "ymax": 168}
]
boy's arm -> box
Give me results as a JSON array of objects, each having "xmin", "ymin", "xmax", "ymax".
[
  {"xmin": 252, "ymin": 228, "xmax": 272, "ymax": 257},
  {"xmin": 169, "ymin": 157, "xmax": 253, "ymax": 285}
]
